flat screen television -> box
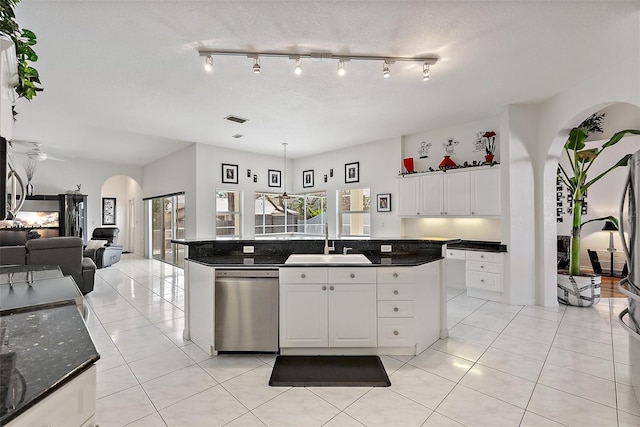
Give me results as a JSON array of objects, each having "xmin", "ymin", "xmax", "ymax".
[{"xmin": 12, "ymin": 211, "xmax": 60, "ymax": 228}]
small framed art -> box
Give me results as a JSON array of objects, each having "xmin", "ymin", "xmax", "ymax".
[
  {"xmin": 377, "ymin": 194, "xmax": 391, "ymax": 212},
  {"xmin": 303, "ymin": 170, "xmax": 314, "ymax": 188},
  {"xmin": 222, "ymin": 163, "xmax": 238, "ymax": 184},
  {"xmin": 345, "ymin": 161, "xmax": 359, "ymax": 183},
  {"xmin": 268, "ymin": 169, "xmax": 281, "ymax": 188},
  {"xmin": 102, "ymin": 197, "xmax": 116, "ymax": 225}
]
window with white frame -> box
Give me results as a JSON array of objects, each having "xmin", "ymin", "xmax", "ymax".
[
  {"xmin": 339, "ymin": 188, "xmax": 370, "ymax": 237},
  {"xmin": 216, "ymin": 190, "xmax": 241, "ymax": 236},
  {"xmin": 255, "ymin": 191, "xmax": 326, "ymax": 236}
]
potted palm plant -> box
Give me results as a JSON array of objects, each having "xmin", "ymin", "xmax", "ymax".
[{"xmin": 557, "ymin": 113, "xmax": 640, "ymax": 306}]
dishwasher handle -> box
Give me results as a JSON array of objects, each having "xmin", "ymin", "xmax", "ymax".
[{"xmin": 215, "ymin": 269, "xmax": 279, "ymax": 278}]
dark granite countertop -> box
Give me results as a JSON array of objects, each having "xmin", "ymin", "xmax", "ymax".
[
  {"xmin": 187, "ymin": 253, "xmax": 443, "ymax": 267},
  {"xmin": 446, "ymin": 240, "xmax": 507, "ymax": 253},
  {"xmin": 0, "ymin": 304, "xmax": 100, "ymax": 425}
]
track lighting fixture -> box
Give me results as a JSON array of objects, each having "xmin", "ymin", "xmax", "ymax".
[
  {"xmin": 198, "ymin": 49, "xmax": 438, "ymax": 80},
  {"xmin": 382, "ymin": 61, "xmax": 391, "ymax": 78},
  {"xmin": 204, "ymin": 56, "xmax": 213, "ymax": 72}
]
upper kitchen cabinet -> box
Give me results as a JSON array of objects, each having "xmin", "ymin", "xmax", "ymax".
[{"xmin": 397, "ymin": 166, "xmax": 500, "ymax": 217}]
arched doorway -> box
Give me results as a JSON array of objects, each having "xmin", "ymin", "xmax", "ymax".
[
  {"xmin": 542, "ymin": 102, "xmax": 640, "ymax": 305},
  {"xmin": 100, "ymin": 175, "xmax": 143, "ymax": 256}
]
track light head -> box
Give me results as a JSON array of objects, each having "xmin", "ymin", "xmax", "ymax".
[
  {"xmin": 382, "ymin": 61, "xmax": 391, "ymax": 78},
  {"xmin": 422, "ymin": 62, "xmax": 430, "ymax": 81},
  {"xmin": 204, "ymin": 56, "xmax": 213, "ymax": 72},
  {"xmin": 294, "ymin": 58, "xmax": 302, "ymax": 75},
  {"xmin": 253, "ymin": 58, "xmax": 261, "ymax": 74},
  {"xmin": 337, "ymin": 60, "xmax": 346, "ymax": 76}
]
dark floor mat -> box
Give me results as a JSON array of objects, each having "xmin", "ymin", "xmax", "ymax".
[{"xmin": 268, "ymin": 355, "xmax": 391, "ymax": 387}]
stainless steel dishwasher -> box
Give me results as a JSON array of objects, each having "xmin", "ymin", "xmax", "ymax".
[{"xmin": 214, "ymin": 269, "xmax": 279, "ymax": 352}]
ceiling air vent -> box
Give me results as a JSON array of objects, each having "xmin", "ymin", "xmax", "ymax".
[
  {"xmin": 232, "ymin": 134, "xmax": 244, "ymax": 139},
  {"xmin": 224, "ymin": 115, "xmax": 248, "ymax": 124}
]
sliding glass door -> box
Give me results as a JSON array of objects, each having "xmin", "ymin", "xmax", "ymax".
[{"xmin": 150, "ymin": 193, "xmax": 185, "ymax": 266}]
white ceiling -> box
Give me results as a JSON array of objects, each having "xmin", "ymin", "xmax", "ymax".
[{"xmin": 10, "ymin": 1, "xmax": 639, "ymax": 165}]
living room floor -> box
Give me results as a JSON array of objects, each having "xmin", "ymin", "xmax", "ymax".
[{"xmin": 86, "ymin": 254, "xmax": 640, "ymax": 427}]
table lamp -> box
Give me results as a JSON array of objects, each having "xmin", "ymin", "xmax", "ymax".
[{"xmin": 602, "ymin": 220, "xmax": 618, "ymax": 252}]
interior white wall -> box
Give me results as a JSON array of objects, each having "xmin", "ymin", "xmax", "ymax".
[
  {"xmin": 12, "ymin": 153, "xmax": 143, "ymax": 244},
  {"xmin": 293, "ymin": 137, "xmax": 402, "ymax": 238},
  {"xmin": 142, "ymin": 144, "xmax": 196, "ymax": 239},
  {"xmin": 101, "ymin": 175, "xmax": 144, "ymax": 255}
]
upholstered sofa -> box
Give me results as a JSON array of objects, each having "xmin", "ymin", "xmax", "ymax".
[
  {"xmin": 83, "ymin": 227, "xmax": 123, "ymax": 269},
  {"xmin": 0, "ymin": 237, "xmax": 96, "ymax": 294}
]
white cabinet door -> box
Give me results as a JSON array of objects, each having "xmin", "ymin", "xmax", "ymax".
[
  {"xmin": 397, "ymin": 176, "xmax": 420, "ymax": 216},
  {"xmin": 280, "ymin": 284, "xmax": 328, "ymax": 347},
  {"xmin": 470, "ymin": 168, "xmax": 501, "ymax": 215},
  {"xmin": 328, "ymin": 284, "xmax": 377, "ymax": 347},
  {"xmin": 419, "ymin": 174, "xmax": 444, "ymax": 215},
  {"xmin": 444, "ymin": 172, "xmax": 470, "ymax": 215}
]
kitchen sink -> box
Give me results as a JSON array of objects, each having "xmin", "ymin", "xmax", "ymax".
[{"xmin": 284, "ymin": 254, "xmax": 372, "ymax": 265}]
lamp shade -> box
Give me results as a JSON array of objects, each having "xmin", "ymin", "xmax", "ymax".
[{"xmin": 602, "ymin": 220, "xmax": 618, "ymax": 231}]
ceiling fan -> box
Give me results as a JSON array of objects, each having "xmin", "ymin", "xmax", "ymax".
[{"xmin": 8, "ymin": 140, "xmax": 64, "ymax": 161}]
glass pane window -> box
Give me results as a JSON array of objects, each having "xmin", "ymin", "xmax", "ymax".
[
  {"xmin": 339, "ymin": 188, "xmax": 370, "ymax": 237},
  {"xmin": 255, "ymin": 191, "xmax": 326, "ymax": 236},
  {"xmin": 216, "ymin": 190, "xmax": 241, "ymax": 236}
]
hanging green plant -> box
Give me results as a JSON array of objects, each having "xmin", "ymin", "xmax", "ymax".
[{"xmin": 0, "ymin": 0, "xmax": 43, "ymax": 117}]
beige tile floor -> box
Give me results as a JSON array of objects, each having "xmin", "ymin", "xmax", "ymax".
[{"xmin": 85, "ymin": 254, "xmax": 640, "ymax": 426}]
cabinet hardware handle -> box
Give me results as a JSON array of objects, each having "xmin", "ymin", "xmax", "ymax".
[
  {"xmin": 301, "ymin": 273, "xmax": 306, "ymax": 278},
  {"xmin": 329, "ymin": 285, "xmax": 334, "ymax": 291},
  {"xmin": 393, "ymin": 330, "xmax": 399, "ymax": 335},
  {"xmin": 322, "ymin": 285, "xmax": 327, "ymax": 290},
  {"xmin": 393, "ymin": 290, "xmax": 399, "ymax": 295},
  {"xmin": 481, "ymin": 265, "xmax": 484, "ymax": 269},
  {"xmin": 393, "ymin": 273, "xmax": 398, "ymax": 278},
  {"xmin": 394, "ymin": 307, "xmax": 399, "ymax": 312},
  {"xmin": 472, "ymin": 212, "xmax": 475, "ymax": 215},
  {"xmin": 480, "ymin": 279, "xmax": 485, "ymax": 283},
  {"xmin": 350, "ymin": 273, "xmax": 355, "ymax": 278},
  {"xmin": 480, "ymin": 255, "xmax": 484, "ymax": 258}
]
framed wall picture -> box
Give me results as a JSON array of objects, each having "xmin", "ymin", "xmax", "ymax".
[
  {"xmin": 303, "ymin": 170, "xmax": 314, "ymax": 188},
  {"xmin": 345, "ymin": 161, "xmax": 359, "ymax": 183},
  {"xmin": 377, "ymin": 193, "xmax": 391, "ymax": 212},
  {"xmin": 222, "ymin": 163, "xmax": 238, "ymax": 184},
  {"xmin": 268, "ymin": 169, "xmax": 281, "ymax": 188},
  {"xmin": 102, "ymin": 197, "xmax": 116, "ymax": 225}
]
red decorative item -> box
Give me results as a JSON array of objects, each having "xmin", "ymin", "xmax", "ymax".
[
  {"xmin": 485, "ymin": 154, "xmax": 495, "ymax": 163},
  {"xmin": 403, "ymin": 157, "xmax": 414, "ymax": 173},
  {"xmin": 439, "ymin": 156, "xmax": 456, "ymax": 169}
]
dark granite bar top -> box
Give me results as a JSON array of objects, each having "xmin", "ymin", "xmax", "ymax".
[
  {"xmin": 0, "ymin": 304, "xmax": 100, "ymax": 425},
  {"xmin": 446, "ymin": 240, "xmax": 507, "ymax": 253}
]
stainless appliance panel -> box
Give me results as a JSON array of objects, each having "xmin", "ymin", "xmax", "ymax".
[{"xmin": 215, "ymin": 270, "xmax": 279, "ymax": 352}]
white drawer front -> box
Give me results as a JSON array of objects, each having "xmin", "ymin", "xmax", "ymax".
[
  {"xmin": 466, "ymin": 271, "xmax": 503, "ymax": 292},
  {"xmin": 377, "ymin": 300, "xmax": 414, "ymax": 318},
  {"xmin": 328, "ymin": 267, "xmax": 376, "ymax": 284},
  {"xmin": 377, "ymin": 268, "xmax": 414, "ymax": 284},
  {"xmin": 466, "ymin": 260, "xmax": 502, "ymax": 274},
  {"xmin": 445, "ymin": 249, "xmax": 466, "ymax": 260},
  {"xmin": 377, "ymin": 318, "xmax": 415, "ymax": 347},
  {"xmin": 279, "ymin": 267, "xmax": 328, "ymax": 284},
  {"xmin": 465, "ymin": 251, "xmax": 502, "ymax": 263},
  {"xmin": 377, "ymin": 283, "xmax": 414, "ymax": 300}
]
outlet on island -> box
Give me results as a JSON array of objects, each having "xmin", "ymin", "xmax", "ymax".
[
  {"xmin": 243, "ymin": 246, "xmax": 255, "ymax": 254},
  {"xmin": 381, "ymin": 245, "xmax": 392, "ymax": 253}
]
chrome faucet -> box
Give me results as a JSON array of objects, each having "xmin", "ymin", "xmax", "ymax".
[
  {"xmin": 343, "ymin": 247, "xmax": 353, "ymax": 255},
  {"xmin": 323, "ymin": 223, "xmax": 335, "ymax": 255}
]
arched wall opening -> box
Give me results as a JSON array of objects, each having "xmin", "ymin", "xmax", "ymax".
[
  {"xmin": 542, "ymin": 102, "xmax": 640, "ymax": 304},
  {"xmin": 100, "ymin": 175, "xmax": 144, "ymax": 256}
]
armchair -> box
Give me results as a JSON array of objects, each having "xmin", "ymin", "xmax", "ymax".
[
  {"xmin": 83, "ymin": 227, "xmax": 123, "ymax": 269},
  {"xmin": 25, "ymin": 237, "xmax": 96, "ymax": 294}
]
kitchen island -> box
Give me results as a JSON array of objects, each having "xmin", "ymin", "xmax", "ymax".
[{"xmin": 183, "ymin": 238, "xmax": 456, "ymax": 356}]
